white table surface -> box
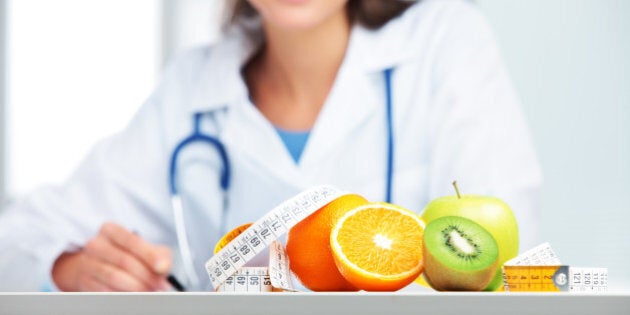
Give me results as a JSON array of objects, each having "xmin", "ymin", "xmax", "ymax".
[{"xmin": 1, "ymin": 292, "xmax": 629, "ymax": 315}]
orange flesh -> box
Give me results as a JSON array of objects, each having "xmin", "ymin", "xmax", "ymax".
[{"xmin": 334, "ymin": 205, "xmax": 424, "ymax": 279}]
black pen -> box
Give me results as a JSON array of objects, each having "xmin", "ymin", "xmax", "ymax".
[
  {"xmin": 167, "ymin": 274, "xmax": 186, "ymax": 292},
  {"xmin": 131, "ymin": 231, "xmax": 185, "ymax": 292}
]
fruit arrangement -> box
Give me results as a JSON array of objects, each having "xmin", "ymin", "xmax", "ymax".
[
  {"xmin": 286, "ymin": 181, "xmax": 519, "ymax": 292},
  {"xmin": 215, "ymin": 182, "xmax": 519, "ymax": 292}
]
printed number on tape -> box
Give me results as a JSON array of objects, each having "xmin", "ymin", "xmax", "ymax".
[
  {"xmin": 216, "ymin": 267, "xmax": 271, "ymax": 292},
  {"xmin": 216, "ymin": 240, "xmax": 295, "ymax": 292}
]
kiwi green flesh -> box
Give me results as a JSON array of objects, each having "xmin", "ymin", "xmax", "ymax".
[
  {"xmin": 423, "ymin": 216, "xmax": 500, "ymax": 291},
  {"xmin": 424, "ymin": 216, "xmax": 498, "ymax": 271}
]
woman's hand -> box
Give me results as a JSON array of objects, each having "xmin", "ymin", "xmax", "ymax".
[{"xmin": 52, "ymin": 222, "xmax": 173, "ymax": 291}]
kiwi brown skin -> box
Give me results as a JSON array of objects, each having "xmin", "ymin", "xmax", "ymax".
[
  {"xmin": 422, "ymin": 216, "xmax": 499, "ymax": 291},
  {"xmin": 423, "ymin": 246, "xmax": 499, "ymax": 291}
]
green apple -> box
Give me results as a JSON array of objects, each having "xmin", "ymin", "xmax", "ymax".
[{"xmin": 420, "ymin": 181, "xmax": 519, "ymax": 291}]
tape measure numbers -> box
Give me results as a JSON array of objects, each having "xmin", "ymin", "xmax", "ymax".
[
  {"xmin": 502, "ymin": 243, "xmax": 608, "ymax": 292},
  {"xmin": 205, "ymin": 185, "xmax": 346, "ymax": 290},
  {"xmin": 215, "ymin": 240, "xmax": 295, "ymax": 292},
  {"xmin": 216, "ymin": 267, "xmax": 272, "ymax": 292},
  {"xmin": 503, "ymin": 266, "xmax": 608, "ymax": 292}
]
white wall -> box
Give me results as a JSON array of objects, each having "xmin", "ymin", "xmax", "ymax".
[
  {"xmin": 5, "ymin": 0, "xmax": 160, "ymax": 197},
  {"xmin": 160, "ymin": 0, "xmax": 222, "ymax": 66},
  {"xmin": 477, "ymin": 0, "xmax": 630, "ymax": 290}
]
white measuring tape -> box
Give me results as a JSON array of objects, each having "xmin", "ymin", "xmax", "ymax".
[
  {"xmin": 505, "ymin": 242, "xmax": 562, "ymax": 266},
  {"xmin": 215, "ymin": 267, "xmax": 271, "ymax": 292},
  {"xmin": 205, "ymin": 185, "xmax": 346, "ymax": 291},
  {"xmin": 215, "ymin": 240, "xmax": 295, "ymax": 292}
]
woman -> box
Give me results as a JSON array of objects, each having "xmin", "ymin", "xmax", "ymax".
[{"xmin": 0, "ymin": 0, "xmax": 542, "ymax": 291}]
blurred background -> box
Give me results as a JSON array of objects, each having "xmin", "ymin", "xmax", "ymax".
[{"xmin": 0, "ymin": 0, "xmax": 628, "ymax": 290}]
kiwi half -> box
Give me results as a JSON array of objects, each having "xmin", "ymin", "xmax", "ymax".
[{"xmin": 422, "ymin": 216, "xmax": 499, "ymax": 291}]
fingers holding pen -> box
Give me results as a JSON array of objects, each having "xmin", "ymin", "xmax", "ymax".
[
  {"xmin": 52, "ymin": 222, "xmax": 174, "ymax": 292},
  {"xmin": 79, "ymin": 250, "xmax": 151, "ymax": 292},
  {"xmin": 83, "ymin": 233, "xmax": 169, "ymax": 291},
  {"xmin": 99, "ymin": 222, "xmax": 173, "ymax": 275}
]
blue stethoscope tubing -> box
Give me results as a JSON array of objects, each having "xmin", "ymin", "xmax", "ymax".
[
  {"xmin": 168, "ymin": 112, "xmax": 231, "ymax": 289},
  {"xmin": 383, "ymin": 68, "xmax": 394, "ymax": 203},
  {"xmin": 168, "ymin": 68, "xmax": 395, "ymax": 290}
]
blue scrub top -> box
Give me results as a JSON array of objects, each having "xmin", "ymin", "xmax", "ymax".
[{"xmin": 274, "ymin": 127, "xmax": 310, "ymax": 163}]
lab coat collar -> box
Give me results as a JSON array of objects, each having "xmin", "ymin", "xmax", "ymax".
[
  {"xmin": 187, "ymin": 5, "xmax": 422, "ymax": 113},
  {"xmin": 345, "ymin": 4, "xmax": 427, "ymax": 73}
]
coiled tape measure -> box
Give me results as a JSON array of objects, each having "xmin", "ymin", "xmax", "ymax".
[
  {"xmin": 205, "ymin": 185, "xmax": 346, "ymax": 291},
  {"xmin": 502, "ymin": 243, "xmax": 608, "ymax": 292}
]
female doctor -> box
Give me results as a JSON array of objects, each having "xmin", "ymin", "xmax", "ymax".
[{"xmin": 0, "ymin": 0, "xmax": 542, "ymax": 291}]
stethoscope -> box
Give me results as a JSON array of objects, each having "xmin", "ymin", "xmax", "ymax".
[{"xmin": 168, "ymin": 68, "xmax": 395, "ymax": 290}]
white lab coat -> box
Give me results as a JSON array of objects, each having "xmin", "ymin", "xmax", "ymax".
[{"xmin": 0, "ymin": 0, "xmax": 542, "ymax": 291}]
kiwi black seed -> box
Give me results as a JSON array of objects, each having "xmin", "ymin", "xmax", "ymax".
[{"xmin": 422, "ymin": 216, "xmax": 499, "ymax": 291}]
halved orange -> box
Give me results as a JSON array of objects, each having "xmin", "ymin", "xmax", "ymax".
[{"xmin": 330, "ymin": 202, "xmax": 425, "ymax": 291}]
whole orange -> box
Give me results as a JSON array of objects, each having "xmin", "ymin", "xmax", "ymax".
[{"xmin": 286, "ymin": 194, "xmax": 368, "ymax": 291}]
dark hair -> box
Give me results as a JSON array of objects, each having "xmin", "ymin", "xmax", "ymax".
[{"xmin": 227, "ymin": 0, "xmax": 416, "ymax": 30}]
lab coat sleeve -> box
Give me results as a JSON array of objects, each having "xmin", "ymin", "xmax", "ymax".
[
  {"xmin": 426, "ymin": 2, "xmax": 544, "ymax": 251},
  {"xmin": 0, "ymin": 65, "xmax": 179, "ymax": 291}
]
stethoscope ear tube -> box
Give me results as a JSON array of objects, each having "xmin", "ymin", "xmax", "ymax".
[
  {"xmin": 169, "ymin": 113, "xmax": 231, "ymax": 195},
  {"xmin": 170, "ymin": 195, "xmax": 200, "ymax": 290},
  {"xmin": 168, "ymin": 113, "xmax": 232, "ymax": 290}
]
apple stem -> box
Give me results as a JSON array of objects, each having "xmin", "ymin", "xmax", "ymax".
[{"xmin": 452, "ymin": 181, "xmax": 462, "ymax": 199}]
